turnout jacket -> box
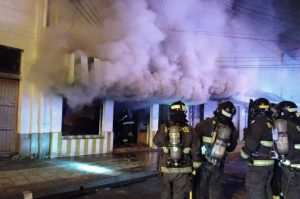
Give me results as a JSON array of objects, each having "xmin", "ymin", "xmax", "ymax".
[
  {"xmin": 194, "ymin": 116, "xmax": 238, "ymax": 164},
  {"xmin": 241, "ymin": 114, "xmax": 274, "ymax": 165},
  {"xmin": 283, "ymin": 117, "xmax": 300, "ymax": 167},
  {"xmin": 153, "ymin": 121, "xmax": 201, "ymax": 173}
]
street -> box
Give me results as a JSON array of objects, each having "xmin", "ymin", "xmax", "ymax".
[
  {"xmin": 37, "ymin": 145, "xmax": 247, "ymax": 199},
  {"xmin": 77, "ymin": 176, "xmax": 160, "ymax": 199},
  {"xmin": 55, "ymin": 170, "xmax": 246, "ymax": 199}
]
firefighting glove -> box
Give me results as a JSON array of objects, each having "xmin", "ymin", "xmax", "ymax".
[
  {"xmin": 192, "ymin": 170, "xmax": 197, "ymax": 176},
  {"xmin": 192, "ymin": 162, "xmax": 202, "ymax": 176},
  {"xmin": 201, "ymin": 146, "xmax": 207, "ymax": 155}
]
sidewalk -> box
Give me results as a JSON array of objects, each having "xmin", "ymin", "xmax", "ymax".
[
  {"xmin": 224, "ymin": 141, "xmax": 247, "ymax": 199},
  {"xmin": 0, "ymin": 146, "xmax": 159, "ymax": 199},
  {"xmin": 0, "ymin": 143, "xmax": 249, "ymax": 199}
]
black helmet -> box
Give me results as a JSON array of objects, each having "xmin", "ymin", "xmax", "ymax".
[
  {"xmin": 214, "ymin": 101, "xmax": 236, "ymax": 119},
  {"xmin": 169, "ymin": 101, "xmax": 187, "ymax": 122},
  {"xmin": 277, "ymin": 101, "xmax": 298, "ymax": 118},
  {"xmin": 252, "ymin": 98, "xmax": 270, "ymax": 115}
]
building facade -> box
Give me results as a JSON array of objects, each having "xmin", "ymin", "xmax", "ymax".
[{"xmin": 1, "ymin": 0, "xmax": 298, "ymax": 159}]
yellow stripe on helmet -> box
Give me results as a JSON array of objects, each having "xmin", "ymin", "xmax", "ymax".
[
  {"xmin": 287, "ymin": 107, "xmax": 298, "ymax": 112},
  {"xmin": 259, "ymin": 104, "xmax": 270, "ymax": 109},
  {"xmin": 170, "ymin": 104, "xmax": 186, "ymax": 111}
]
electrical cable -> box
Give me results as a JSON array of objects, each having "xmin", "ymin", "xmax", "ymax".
[
  {"xmin": 82, "ymin": 0, "xmax": 101, "ymax": 24},
  {"xmin": 159, "ymin": 0, "xmax": 170, "ymax": 32},
  {"xmin": 77, "ymin": 0, "xmax": 98, "ymax": 25},
  {"xmin": 71, "ymin": 0, "xmax": 93, "ymax": 25}
]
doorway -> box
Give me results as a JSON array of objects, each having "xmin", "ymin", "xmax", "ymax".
[
  {"xmin": 113, "ymin": 102, "xmax": 150, "ymax": 148},
  {"xmin": 0, "ymin": 45, "xmax": 22, "ymax": 155}
]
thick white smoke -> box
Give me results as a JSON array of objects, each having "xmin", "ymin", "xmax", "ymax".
[{"xmin": 28, "ymin": 0, "xmax": 278, "ymax": 108}]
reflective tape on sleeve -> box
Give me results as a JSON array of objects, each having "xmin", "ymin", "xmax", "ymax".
[
  {"xmin": 240, "ymin": 149, "xmax": 249, "ymax": 159},
  {"xmin": 280, "ymin": 159, "xmax": 291, "ymax": 167},
  {"xmin": 252, "ymin": 160, "xmax": 274, "ymax": 166},
  {"xmin": 161, "ymin": 166, "xmax": 192, "ymax": 173},
  {"xmin": 202, "ymin": 136, "xmax": 212, "ymax": 144},
  {"xmin": 162, "ymin": 147, "xmax": 169, "ymax": 153},
  {"xmin": 291, "ymin": 164, "xmax": 300, "ymax": 169},
  {"xmin": 294, "ymin": 144, "xmax": 300, "ymax": 150},
  {"xmin": 260, "ymin": 140, "xmax": 273, "ymax": 147},
  {"xmin": 183, "ymin": 147, "xmax": 191, "ymax": 154},
  {"xmin": 193, "ymin": 161, "xmax": 202, "ymax": 168}
]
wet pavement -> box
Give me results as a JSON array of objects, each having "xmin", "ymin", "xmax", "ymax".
[
  {"xmin": 71, "ymin": 143, "xmax": 248, "ymax": 199},
  {"xmin": 0, "ymin": 146, "xmax": 159, "ymax": 199},
  {"xmin": 0, "ymin": 143, "xmax": 249, "ymax": 199},
  {"xmin": 224, "ymin": 142, "xmax": 248, "ymax": 199}
]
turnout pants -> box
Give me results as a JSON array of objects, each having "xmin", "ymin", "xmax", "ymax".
[
  {"xmin": 161, "ymin": 173, "xmax": 191, "ymax": 199},
  {"xmin": 281, "ymin": 166, "xmax": 300, "ymax": 199},
  {"xmin": 271, "ymin": 162, "xmax": 282, "ymax": 198},
  {"xmin": 193, "ymin": 163, "xmax": 224, "ymax": 199},
  {"xmin": 245, "ymin": 165, "xmax": 274, "ymax": 199}
]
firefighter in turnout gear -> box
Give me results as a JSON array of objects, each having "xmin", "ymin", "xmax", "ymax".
[
  {"xmin": 193, "ymin": 101, "xmax": 238, "ymax": 199},
  {"xmin": 240, "ymin": 98, "xmax": 275, "ymax": 199},
  {"xmin": 269, "ymin": 103, "xmax": 285, "ymax": 199},
  {"xmin": 276, "ymin": 101, "xmax": 300, "ymax": 199},
  {"xmin": 119, "ymin": 108, "xmax": 135, "ymax": 145},
  {"xmin": 153, "ymin": 101, "xmax": 201, "ymax": 199}
]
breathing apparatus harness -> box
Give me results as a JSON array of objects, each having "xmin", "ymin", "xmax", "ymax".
[
  {"xmin": 202, "ymin": 120, "xmax": 232, "ymax": 166},
  {"xmin": 165, "ymin": 124, "xmax": 191, "ymax": 168}
]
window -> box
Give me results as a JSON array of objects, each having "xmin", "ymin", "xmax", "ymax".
[
  {"xmin": 0, "ymin": 45, "xmax": 22, "ymax": 75},
  {"xmin": 62, "ymin": 98, "xmax": 102, "ymax": 136}
]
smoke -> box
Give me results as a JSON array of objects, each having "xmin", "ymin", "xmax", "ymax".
[{"xmin": 27, "ymin": 0, "xmax": 290, "ymax": 108}]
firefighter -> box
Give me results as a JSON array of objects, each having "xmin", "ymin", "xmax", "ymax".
[
  {"xmin": 118, "ymin": 108, "xmax": 135, "ymax": 146},
  {"xmin": 153, "ymin": 101, "xmax": 201, "ymax": 199},
  {"xmin": 270, "ymin": 102, "xmax": 284, "ymax": 199},
  {"xmin": 240, "ymin": 98, "xmax": 274, "ymax": 199},
  {"xmin": 276, "ymin": 101, "xmax": 300, "ymax": 199},
  {"xmin": 193, "ymin": 101, "xmax": 238, "ymax": 199}
]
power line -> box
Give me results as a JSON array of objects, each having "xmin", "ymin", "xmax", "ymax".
[
  {"xmin": 71, "ymin": 0, "xmax": 93, "ymax": 25},
  {"xmin": 221, "ymin": 64, "xmax": 300, "ymax": 67},
  {"xmin": 216, "ymin": 57, "xmax": 300, "ymax": 62},
  {"xmin": 222, "ymin": 0, "xmax": 300, "ymax": 26},
  {"xmin": 221, "ymin": 1, "xmax": 293, "ymax": 56},
  {"xmin": 88, "ymin": 0, "xmax": 100, "ymax": 17},
  {"xmin": 218, "ymin": 0, "xmax": 300, "ymax": 45},
  {"xmin": 157, "ymin": 0, "xmax": 299, "ymax": 46},
  {"xmin": 82, "ymin": 0, "xmax": 101, "ymax": 25},
  {"xmin": 77, "ymin": 0, "xmax": 98, "ymax": 25},
  {"xmin": 170, "ymin": 29, "xmax": 300, "ymax": 44},
  {"xmin": 218, "ymin": 56, "xmax": 300, "ymax": 59},
  {"xmin": 159, "ymin": 0, "xmax": 170, "ymax": 32},
  {"xmin": 221, "ymin": 66, "xmax": 300, "ymax": 69}
]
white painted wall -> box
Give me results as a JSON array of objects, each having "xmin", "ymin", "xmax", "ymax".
[{"xmin": 149, "ymin": 104, "xmax": 159, "ymax": 147}]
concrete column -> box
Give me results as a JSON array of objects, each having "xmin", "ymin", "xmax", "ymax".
[
  {"xmin": 239, "ymin": 106, "xmax": 247, "ymax": 141},
  {"xmin": 102, "ymin": 100, "xmax": 114, "ymax": 151},
  {"xmin": 67, "ymin": 53, "xmax": 75, "ymax": 84},
  {"xmin": 80, "ymin": 55, "xmax": 89, "ymax": 86},
  {"xmin": 19, "ymin": 92, "xmax": 31, "ymax": 157},
  {"xmin": 149, "ymin": 104, "xmax": 159, "ymax": 148},
  {"xmin": 50, "ymin": 95, "xmax": 63, "ymax": 132},
  {"xmin": 49, "ymin": 95, "xmax": 63, "ymax": 158}
]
